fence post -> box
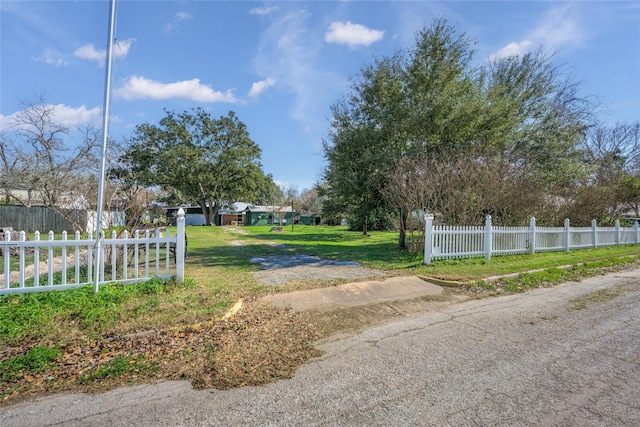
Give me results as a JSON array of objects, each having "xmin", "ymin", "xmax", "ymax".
[
  {"xmin": 615, "ymin": 220, "xmax": 620, "ymax": 246},
  {"xmin": 564, "ymin": 218, "xmax": 570, "ymax": 252},
  {"xmin": 61, "ymin": 231, "xmax": 67, "ymax": 286},
  {"xmin": 111, "ymin": 230, "xmax": 117, "ymax": 281},
  {"xmin": 175, "ymin": 208, "xmax": 185, "ymax": 282},
  {"xmin": 3, "ymin": 231, "xmax": 10, "ymax": 290},
  {"xmin": 635, "ymin": 221, "xmax": 639, "ymax": 245},
  {"xmin": 48, "ymin": 231, "xmax": 55, "ymax": 285},
  {"xmin": 20, "ymin": 231, "xmax": 26, "ymax": 287},
  {"xmin": 33, "ymin": 231, "xmax": 40, "ymax": 288},
  {"xmin": 592, "ymin": 219, "xmax": 598, "ymax": 248},
  {"xmin": 484, "ymin": 215, "xmax": 492, "ymax": 261},
  {"xmin": 87, "ymin": 231, "xmax": 93, "ymax": 284},
  {"xmin": 529, "ymin": 217, "xmax": 536, "ymax": 255},
  {"xmin": 423, "ymin": 214, "xmax": 434, "ymax": 265},
  {"xmin": 93, "ymin": 230, "xmax": 102, "ymax": 294}
]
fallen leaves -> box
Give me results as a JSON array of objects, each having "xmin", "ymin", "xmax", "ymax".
[{"xmin": 1, "ymin": 297, "xmax": 323, "ymax": 404}]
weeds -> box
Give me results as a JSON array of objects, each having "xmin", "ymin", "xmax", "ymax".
[
  {"xmin": 492, "ymin": 256, "xmax": 638, "ymax": 293},
  {"xmin": 471, "ymin": 280, "xmax": 495, "ymax": 290},
  {"xmin": 0, "ymin": 346, "xmax": 62, "ymax": 382},
  {"xmin": 569, "ymin": 286, "xmax": 628, "ymax": 310},
  {"xmin": 81, "ymin": 354, "xmax": 159, "ymax": 384}
]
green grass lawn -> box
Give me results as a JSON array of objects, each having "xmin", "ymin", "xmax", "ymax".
[
  {"xmin": 235, "ymin": 224, "xmax": 640, "ymax": 280},
  {"xmin": 3, "ymin": 224, "xmax": 640, "ymax": 344},
  {"xmin": 1, "ymin": 224, "xmax": 639, "ymax": 401}
]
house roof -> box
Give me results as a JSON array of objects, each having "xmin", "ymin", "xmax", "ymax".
[{"xmin": 245, "ymin": 205, "xmax": 294, "ymax": 213}]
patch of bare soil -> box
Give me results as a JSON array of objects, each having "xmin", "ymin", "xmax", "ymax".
[
  {"xmin": 222, "ymin": 226, "xmax": 249, "ymax": 235},
  {"xmin": 0, "ymin": 253, "xmax": 83, "ymax": 284},
  {"xmin": 250, "ymin": 254, "xmax": 383, "ymax": 285}
]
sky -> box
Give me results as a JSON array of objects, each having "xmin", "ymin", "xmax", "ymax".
[{"xmin": 1, "ymin": 1, "xmax": 639, "ymax": 193}]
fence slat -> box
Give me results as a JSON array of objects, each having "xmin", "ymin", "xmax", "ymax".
[
  {"xmin": 3, "ymin": 232, "xmax": 10, "ymax": 290},
  {"xmin": 1, "ymin": 212, "xmax": 186, "ymax": 295},
  {"xmin": 424, "ymin": 217, "xmax": 640, "ymax": 264}
]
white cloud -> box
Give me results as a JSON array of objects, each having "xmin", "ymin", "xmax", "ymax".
[
  {"xmin": 165, "ymin": 12, "xmax": 193, "ymax": 33},
  {"xmin": 50, "ymin": 104, "xmax": 103, "ymax": 126},
  {"xmin": 113, "ymin": 75, "xmax": 238, "ymax": 103},
  {"xmin": 491, "ymin": 40, "xmax": 534, "ymax": 60},
  {"xmin": 248, "ymin": 78, "xmax": 276, "ymax": 98},
  {"xmin": 250, "ymin": 6, "xmax": 277, "ymax": 16},
  {"xmin": 325, "ymin": 21, "xmax": 384, "ymax": 48},
  {"xmin": 253, "ymin": 8, "xmax": 321, "ymax": 123},
  {"xmin": 253, "ymin": 7, "xmax": 349, "ymax": 129},
  {"xmin": 532, "ymin": 5, "xmax": 584, "ymax": 47},
  {"xmin": 36, "ymin": 49, "xmax": 67, "ymax": 67},
  {"xmin": 0, "ymin": 104, "xmax": 102, "ymax": 130},
  {"xmin": 490, "ymin": 4, "xmax": 585, "ymax": 60},
  {"xmin": 74, "ymin": 38, "xmax": 134, "ymax": 67}
]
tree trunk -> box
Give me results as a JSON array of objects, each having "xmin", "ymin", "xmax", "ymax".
[
  {"xmin": 198, "ymin": 199, "xmax": 219, "ymax": 226},
  {"xmin": 398, "ymin": 210, "xmax": 407, "ymax": 250}
]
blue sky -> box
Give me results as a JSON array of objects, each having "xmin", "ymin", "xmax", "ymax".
[{"xmin": 1, "ymin": 1, "xmax": 639, "ymax": 192}]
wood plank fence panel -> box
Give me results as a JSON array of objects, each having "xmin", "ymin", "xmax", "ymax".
[{"xmin": 0, "ymin": 206, "xmax": 84, "ymax": 233}]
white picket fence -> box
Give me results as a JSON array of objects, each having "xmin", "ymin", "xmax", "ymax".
[
  {"xmin": 0, "ymin": 209, "xmax": 186, "ymax": 295},
  {"xmin": 424, "ymin": 215, "xmax": 640, "ymax": 264}
]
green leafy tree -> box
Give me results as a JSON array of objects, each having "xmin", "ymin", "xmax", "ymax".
[
  {"xmin": 323, "ymin": 19, "xmax": 484, "ymax": 244},
  {"xmin": 324, "ymin": 19, "xmax": 594, "ymax": 250},
  {"xmin": 125, "ymin": 109, "xmax": 272, "ymax": 225},
  {"xmin": 484, "ymin": 50, "xmax": 593, "ymax": 197},
  {"xmin": 322, "ymin": 117, "xmax": 389, "ymax": 234}
]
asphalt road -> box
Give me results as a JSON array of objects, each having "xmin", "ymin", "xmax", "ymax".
[{"xmin": 2, "ymin": 268, "xmax": 640, "ymax": 426}]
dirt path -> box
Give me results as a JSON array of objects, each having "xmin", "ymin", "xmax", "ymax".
[
  {"xmin": 250, "ymin": 254, "xmax": 383, "ymax": 285},
  {"xmin": 0, "ymin": 253, "xmax": 84, "ymax": 285}
]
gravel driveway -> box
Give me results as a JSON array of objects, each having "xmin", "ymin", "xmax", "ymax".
[{"xmin": 250, "ymin": 254, "xmax": 383, "ymax": 285}]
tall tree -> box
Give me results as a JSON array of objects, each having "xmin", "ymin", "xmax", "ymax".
[
  {"xmin": 0, "ymin": 133, "xmax": 25, "ymax": 205},
  {"xmin": 484, "ymin": 50, "xmax": 593, "ymax": 196},
  {"xmin": 0, "ymin": 96, "xmax": 100, "ymax": 210},
  {"xmin": 125, "ymin": 108, "xmax": 272, "ymax": 225},
  {"xmin": 322, "ymin": 114, "xmax": 390, "ymax": 234},
  {"xmin": 323, "ymin": 19, "xmax": 483, "ymax": 244},
  {"xmin": 324, "ymin": 19, "xmax": 595, "ymax": 251}
]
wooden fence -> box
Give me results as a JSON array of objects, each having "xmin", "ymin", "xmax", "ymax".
[
  {"xmin": 424, "ymin": 215, "xmax": 640, "ymax": 264},
  {"xmin": 0, "ymin": 206, "xmax": 78, "ymax": 233}
]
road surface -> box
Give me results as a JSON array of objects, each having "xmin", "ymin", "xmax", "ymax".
[{"xmin": 2, "ymin": 268, "xmax": 639, "ymax": 426}]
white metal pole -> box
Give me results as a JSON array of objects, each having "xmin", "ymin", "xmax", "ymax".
[{"xmin": 94, "ymin": 0, "xmax": 117, "ymax": 293}]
